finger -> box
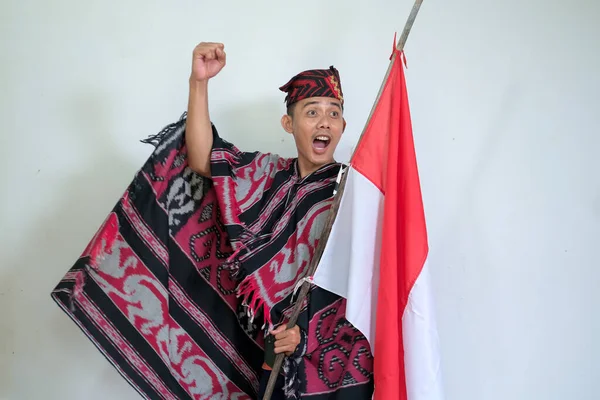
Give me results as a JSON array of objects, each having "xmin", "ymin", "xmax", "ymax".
[
  {"xmin": 193, "ymin": 48, "xmax": 208, "ymax": 60},
  {"xmin": 275, "ymin": 334, "xmax": 299, "ymax": 348},
  {"xmin": 205, "ymin": 49, "xmax": 218, "ymax": 60},
  {"xmin": 274, "ymin": 344, "xmax": 295, "ymax": 354},
  {"xmin": 195, "ymin": 42, "xmax": 223, "ymax": 52},
  {"xmin": 275, "ymin": 329, "xmax": 295, "ymax": 340},
  {"xmin": 274, "ymin": 337, "xmax": 292, "ymax": 348},
  {"xmin": 269, "ymin": 324, "xmax": 287, "ymax": 336},
  {"xmin": 194, "ymin": 45, "xmax": 217, "ymax": 58},
  {"xmin": 201, "ymin": 42, "xmax": 223, "ymax": 47},
  {"xmin": 277, "ymin": 328, "xmax": 299, "ymax": 341},
  {"xmin": 216, "ymin": 48, "xmax": 226, "ymax": 64}
]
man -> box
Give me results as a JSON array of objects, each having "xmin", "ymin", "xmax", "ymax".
[
  {"xmin": 187, "ymin": 41, "xmax": 353, "ymax": 397},
  {"xmin": 52, "ymin": 41, "xmax": 373, "ymax": 399},
  {"xmin": 185, "ymin": 41, "xmax": 352, "ymax": 398}
]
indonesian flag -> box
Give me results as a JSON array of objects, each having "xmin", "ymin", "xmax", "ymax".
[{"xmin": 313, "ymin": 49, "xmax": 444, "ymax": 399}]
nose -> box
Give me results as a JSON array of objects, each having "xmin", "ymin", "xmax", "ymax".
[{"xmin": 318, "ymin": 115, "xmax": 331, "ymax": 129}]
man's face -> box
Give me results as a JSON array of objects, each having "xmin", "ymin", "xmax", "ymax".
[{"xmin": 281, "ymin": 96, "xmax": 346, "ymax": 174}]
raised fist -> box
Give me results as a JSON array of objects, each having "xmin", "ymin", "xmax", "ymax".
[{"xmin": 190, "ymin": 42, "xmax": 226, "ymax": 82}]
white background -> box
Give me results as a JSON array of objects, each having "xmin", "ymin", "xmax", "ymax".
[{"xmin": 1, "ymin": 0, "xmax": 598, "ymax": 399}]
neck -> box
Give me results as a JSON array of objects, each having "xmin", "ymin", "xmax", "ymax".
[{"xmin": 297, "ymin": 156, "xmax": 332, "ymax": 178}]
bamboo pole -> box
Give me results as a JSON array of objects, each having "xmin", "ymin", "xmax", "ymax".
[{"xmin": 262, "ymin": 2, "xmax": 424, "ymax": 398}]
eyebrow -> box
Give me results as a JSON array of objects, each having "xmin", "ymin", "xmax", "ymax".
[{"xmin": 302, "ymin": 100, "xmax": 342, "ymax": 110}]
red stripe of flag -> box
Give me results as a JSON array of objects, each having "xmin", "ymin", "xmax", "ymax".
[{"xmin": 352, "ymin": 48, "xmax": 429, "ymax": 399}]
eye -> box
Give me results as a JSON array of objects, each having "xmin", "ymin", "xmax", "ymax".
[
  {"xmin": 330, "ymin": 110, "xmax": 339, "ymax": 118},
  {"xmin": 307, "ymin": 109, "xmax": 317, "ymax": 116}
]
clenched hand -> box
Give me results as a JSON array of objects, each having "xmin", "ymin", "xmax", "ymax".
[
  {"xmin": 190, "ymin": 42, "xmax": 226, "ymax": 82},
  {"xmin": 270, "ymin": 324, "xmax": 301, "ymax": 356}
]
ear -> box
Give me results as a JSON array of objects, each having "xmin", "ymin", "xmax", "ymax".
[
  {"xmin": 342, "ymin": 118, "xmax": 347, "ymax": 133},
  {"xmin": 281, "ymin": 114, "xmax": 294, "ymax": 134}
]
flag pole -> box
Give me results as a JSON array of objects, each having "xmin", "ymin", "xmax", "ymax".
[{"xmin": 262, "ymin": 1, "xmax": 424, "ymax": 398}]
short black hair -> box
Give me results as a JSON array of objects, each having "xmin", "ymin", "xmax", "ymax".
[{"xmin": 286, "ymin": 103, "xmax": 297, "ymax": 117}]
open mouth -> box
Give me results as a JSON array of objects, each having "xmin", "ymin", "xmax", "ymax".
[{"xmin": 312, "ymin": 135, "xmax": 331, "ymax": 152}]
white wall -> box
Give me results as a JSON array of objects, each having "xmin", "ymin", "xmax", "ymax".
[{"xmin": 1, "ymin": 0, "xmax": 598, "ymax": 399}]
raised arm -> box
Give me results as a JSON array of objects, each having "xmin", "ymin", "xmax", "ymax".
[{"xmin": 186, "ymin": 42, "xmax": 226, "ymax": 177}]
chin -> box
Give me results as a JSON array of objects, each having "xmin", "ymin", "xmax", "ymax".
[{"xmin": 309, "ymin": 152, "xmax": 335, "ymax": 166}]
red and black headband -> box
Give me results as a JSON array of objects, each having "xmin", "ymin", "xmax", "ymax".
[{"xmin": 279, "ymin": 66, "xmax": 344, "ymax": 108}]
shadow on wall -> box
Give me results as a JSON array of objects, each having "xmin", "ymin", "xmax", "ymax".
[{"xmin": 0, "ymin": 92, "xmax": 290, "ymax": 399}]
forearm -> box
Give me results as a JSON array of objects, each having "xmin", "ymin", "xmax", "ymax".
[{"xmin": 186, "ymin": 79, "xmax": 213, "ymax": 177}]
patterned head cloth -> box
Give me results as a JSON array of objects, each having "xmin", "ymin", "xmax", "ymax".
[{"xmin": 279, "ymin": 65, "xmax": 344, "ymax": 108}]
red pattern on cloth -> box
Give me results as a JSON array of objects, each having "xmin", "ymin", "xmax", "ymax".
[
  {"xmin": 51, "ymin": 114, "xmax": 374, "ymax": 399},
  {"xmin": 279, "ymin": 66, "xmax": 344, "ymax": 107}
]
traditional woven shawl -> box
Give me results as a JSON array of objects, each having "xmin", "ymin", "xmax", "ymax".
[{"xmin": 51, "ymin": 113, "xmax": 373, "ymax": 399}]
